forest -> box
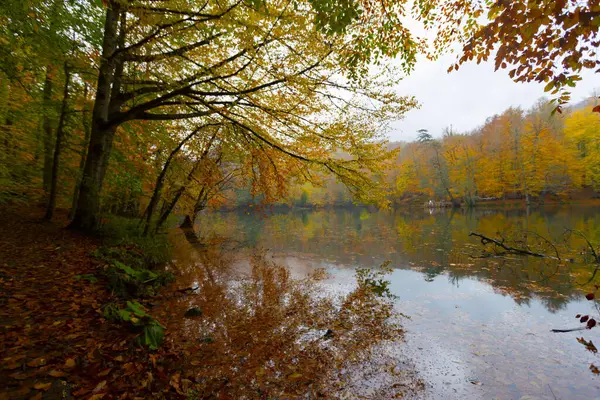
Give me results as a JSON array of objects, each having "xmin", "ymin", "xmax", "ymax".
[
  {"xmin": 2, "ymin": 0, "xmax": 600, "ymax": 398},
  {"xmin": 233, "ymin": 98, "xmax": 600, "ymax": 209}
]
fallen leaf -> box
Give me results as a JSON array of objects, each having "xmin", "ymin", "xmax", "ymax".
[
  {"xmin": 48, "ymin": 369, "xmax": 67, "ymax": 377},
  {"xmin": 3, "ymin": 362, "xmax": 21, "ymax": 370},
  {"xmin": 3, "ymin": 354, "xmax": 26, "ymax": 363},
  {"xmin": 288, "ymin": 372, "xmax": 303, "ymax": 380},
  {"xmin": 9, "ymin": 372, "xmax": 31, "ymax": 380},
  {"xmin": 98, "ymin": 368, "xmax": 112, "ymax": 377},
  {"xmin": 33, "ymin": 382, "xmax": 52, "ymax": 391},
  {"xmin": 586, "ymin": 293, "xmax": 595, "ymax": 301},
  {"xmin": 92, "ymin": 380, "xmax": 107, "ymax": 394},
  {"xmin": 170, "ymin": 372, "xmax": 183, "ymax": 395},
  {"xmin": 64, "ymin": 358, "xmax": 76, "ymax": 369},
  {"xmin": 181, "ymin": 378, "xmax": 192, "ymax": 392},
  {"xmin": 27, "ymin": 357, "xmax": 47, "ymax": 367}
]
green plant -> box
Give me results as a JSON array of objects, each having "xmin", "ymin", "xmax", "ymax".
[
  {"xmin": 94, "ymin": 215, "xmax": 172, "ymax": 267},
  {"xmin": 105, "ymin": 261, "xmax": 174, "ymax": 298},
  {"xmin": 103, "ymin": 301, "xmax": 165, "ymax": 350},
  {"xmin": 74, "ymin": 274, "xmax": 98, "ymax": 284}
]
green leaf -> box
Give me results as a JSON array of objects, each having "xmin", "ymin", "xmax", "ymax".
[{"xmin": 137, "ymin": 324, "xmax": 165, "ymax": 350}]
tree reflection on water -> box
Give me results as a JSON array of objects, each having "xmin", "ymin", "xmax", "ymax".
[{"xmin": 156, "ymin": 231, "xmax": 422, "ymax": 398}]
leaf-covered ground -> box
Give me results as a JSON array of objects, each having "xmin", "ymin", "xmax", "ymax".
[{"xmin": 0, "ymin": 207, "xmax": 183, "ymax": 399}]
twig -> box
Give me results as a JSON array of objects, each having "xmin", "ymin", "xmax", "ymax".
[
  {"xmin": 469, "ymin": 232, "xmax": 559, "ymax": 260},
  {"xmin": 566, "ymin": 229, "xmax": 600, "ymax": 263},
  {"xmin": 551, "ymin": 327, "xmax": 586, "ymax": 333},
  {"xmin": 548, "ymin": 384, "xmax": 557, "ymax": 400}
]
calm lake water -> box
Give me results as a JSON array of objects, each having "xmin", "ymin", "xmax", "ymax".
[{"xmin": 193, "ymin": 206, "xmax": 600, "ymax": 399}]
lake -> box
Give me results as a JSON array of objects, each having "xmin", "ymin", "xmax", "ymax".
[{"xmin": 189, "ymin": 206, "xmax": 600, "ymax": 399}]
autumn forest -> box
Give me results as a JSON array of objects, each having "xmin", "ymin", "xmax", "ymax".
[{"xmin": 2, "ymin": 0, "xmax": 600, "ymax": 398}]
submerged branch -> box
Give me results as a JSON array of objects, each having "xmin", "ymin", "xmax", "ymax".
[{"xmin": 469, "ymin": 232, "xmax": 560, "ymax": 260}]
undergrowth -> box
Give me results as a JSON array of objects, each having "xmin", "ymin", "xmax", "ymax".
[
  {"xmin": 88, "ymin": 215, "xmax": 175, "ymax": 349},
  {"xmin": 95, "ymin": 214, "xmax": 172, "ymax": 267},
  {"xmin": 103, "ymin": 301, "xmax": 165, "ymax": 350}
]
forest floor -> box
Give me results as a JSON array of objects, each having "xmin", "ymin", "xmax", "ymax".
[{"xmin": 0, "ymin": 206, "xmax": 185, "ymax": 399}]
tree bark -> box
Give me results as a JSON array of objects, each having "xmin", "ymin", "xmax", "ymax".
[
  {"xmin": 42, "ymin": 66, "xmax": 54, "ymax": 195},
  {"xmin": 69, "ymin": 84, "xmax": 91, "ymax": 220},
  {"xmin": 45, "ymin": 63, "xmax": 71, "ymax": 220},
  {"xmin": 69, "ymin": 4, "xmax": 121, "ymax": 230}
]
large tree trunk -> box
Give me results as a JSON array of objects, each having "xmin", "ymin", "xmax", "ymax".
[
  {"xmin": 69, "ymin": 4, "xmax": 121, "ymax": 231},
  {"xmin": 45, "ymin": 63, "xmax": 71, "ymax": 220},
  {"xmin": 42, "ymin": 66, "xmax": 54, "ymax": 195},
  {"xmin": 69, "ymin": 84, "xmax": 91, "ymax": 220}
]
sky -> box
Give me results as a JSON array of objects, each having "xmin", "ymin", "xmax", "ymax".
[{"xmin": 387, "ymin": 53, "xmax": 600, "ymax": 142}]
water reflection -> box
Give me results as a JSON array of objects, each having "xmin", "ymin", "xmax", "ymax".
[
  {"xmin": 160, "ymin": 232, "xmax": 421, "ymax": 399},
  {"xmin": 197, "ymin": 206, "xmax": 600, "ymax": 312},
  {"xmin": 193, "ymin": 206, "xmax": 600, "ymax": 399}
]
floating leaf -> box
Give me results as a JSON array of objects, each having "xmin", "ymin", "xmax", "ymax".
[
  {"xmin": 577, "ymin": 337, "xmax": 598, "ymax": 353},
  {"xmin": 588, "ymin": 319, "xmax": 597, "ymax": 329}
]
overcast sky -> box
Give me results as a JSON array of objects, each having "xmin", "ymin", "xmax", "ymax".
[{"xmin": 388, "ymin": 53, "xmax": 600, "ymax": 142}]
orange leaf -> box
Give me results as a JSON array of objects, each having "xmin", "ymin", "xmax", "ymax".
[
  {"xmin": 593, "ymin": 105, "xmax": 600, "ymax": 113},
  {"xmin": 170, "ymin": 372, "xmax": 184, "ymax": 395},
  {"xmin": 98, "ymin": 368, "xmax": 112, "ymax": 377},
  {"xmin": 27, "ymin": 357, "xmax": 47, "ymax": 367},
  {"xmin": 93, "ymin": 380, "xmax": 107, "ymax": 394},
  {"xmin": 48, "ymin": 369, "xmax": 67, "ymax": 377},
  {"xmin": 64, "ymin": 358, "xmax": 76, "ymax": 369},
  {"xmin": 33, "ymin": 382, "xmax": 52, "ymax": 391}
]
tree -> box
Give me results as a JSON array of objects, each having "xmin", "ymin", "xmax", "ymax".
[
  {"xmin": 417, "ymin": 129, "xmax": 458, "ymax": 206},
  {"xmin": 68, "ymin": 0, "xmax": 423, "ymax": 231},
  {"xmin": 564, "ymin": 106, "xmax": 600, "ymax": 190},
  {"xmin": 429, "ymin": 0, "xmax": 600, "ymax": 109}
]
